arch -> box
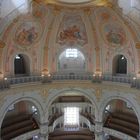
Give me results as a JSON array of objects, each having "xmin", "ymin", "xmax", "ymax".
[
  {"xmin": 108, "ymin": 52, "xmax": 134, "ymax": 76},
  {"xmin": 57, "ymin": 48, "xmax": 86, "ymax": 73},
  {"xmin": 44, "ymin": 88, "xmax": 98, "ymax": 122},
  {"xmin": 99, "ymin": 95, "xmax": 140, "ymax": 126},
  {"xmin": 0, "ymin": 93, "xmax": 44, "ymax": 128},
  {"xmin": 14, "ymin": 54, "xmax": 30, "ymax": 76},
  {"xmin": 112, "ymin": 54, "xmax": 127, "ymax": 75},
  {"xmin": 52, "ymin": 44, "xmax": 88, "ymax": 73},
  {"xmin": 9, "ymin": 52, "xmax": 32, "ymax": 77}
]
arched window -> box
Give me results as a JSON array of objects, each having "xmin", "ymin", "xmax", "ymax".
[
  {"xmin": 64, "ymin": 107, "xmax": 79, "ymax": 126},
  {"xmin": 58, "ymin": 48, "xmax": 86, "ymax": 73},
  {"xmin": 113, "ymin": 55, "xmax": 127, "ymax": 75},
  {"xmin": 14, "ymin": 54, "xmax": 30, "ymax": 76}
]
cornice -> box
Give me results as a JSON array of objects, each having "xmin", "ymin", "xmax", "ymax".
[
  {"xmin": 0, "ymin": 81, "xmax": 139, "ymax": 95},
  {"xmin": 33, "ymin": 0, "xmax": 112, "ymax": 9}
]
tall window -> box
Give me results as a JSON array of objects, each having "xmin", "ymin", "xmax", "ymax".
[
  {"xmin": 58, "ymin": 48, "xmax": 85, "ymax": 72},
  {"xmin": 113, "ymin": 55, "xmax": 127, "ymax": 75},
  {"xmin": 117, "ymin": 55, "xmax": 127, "ymax": 74},
  {"xmin": 66, "ymin": 48, "xmax": 78, "ymax": 58},
  {"xmin": 14, "ymin": 54, "xmax": 26, "ymax": 75},
  {"xmin": 64, "ymin": 107, "xmax": 79, "ymax": 126}
]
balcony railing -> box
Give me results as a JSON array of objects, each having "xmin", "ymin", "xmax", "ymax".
[
  {"xmin": 0, "ymin": 73, "xmax": 139, "ymax": 90},
  {"xmin": 102, "ymin": 75, "xmax": 132, "ymax": 83},
  {"xmin": 9, "ymin": 76, "xmax": 42, "ymax": 85}
]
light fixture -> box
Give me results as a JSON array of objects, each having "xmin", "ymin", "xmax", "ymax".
[
  {"xmin": 34, "ymin": 135, "xmax": 38, "ymax": 138},
  {"xmin": 15, "ymin": 55, "xmax": 21, "ymax": 59},
  {"xmin": 48, "ymin": 73, "xmax": 51, "ymax": 77},
  {"xmin": 133, "ymin": 77, "xmax": 136, "ymax": 80},
  {"xmin": 4, "ymin": 77, "xmax": 7, "ymax": 80},
  {"xmin": 121, "ymin": 56, "xmax": 124, "ymax": 60}
]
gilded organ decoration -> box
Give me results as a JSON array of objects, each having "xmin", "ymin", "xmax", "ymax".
[
  {"xmin": 102, "ymin": 23, "xmax": 126, "ymax": 47},
  {"xmin": 15, "ymin": 21, "xmax": 42, "ymax": 47},
  {"xmin": 57, "ymin": 15, "xmax": 87, "ymax": 45}
]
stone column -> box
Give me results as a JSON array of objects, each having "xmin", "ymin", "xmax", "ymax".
[
  {"xmin": 94, "ymin": 121, "xmax": 104, "ymax": 140},
  {"xmin": 39, "ymin": 122, "xmax": 49, "ymax": 140}
]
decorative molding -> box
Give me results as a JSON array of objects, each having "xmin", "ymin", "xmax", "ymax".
[{"xmin": 95, "ymin": 88, "xmax": 102, "ymax": 102}]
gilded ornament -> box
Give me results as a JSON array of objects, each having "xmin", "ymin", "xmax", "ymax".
[
  {"xmin": 136, "ymin": 42, "xmax": 140, "ymax": 49},
  {"xmin": 33, "ymin": 10, "xmax": 43, "ymax": 18},
  {"xmin": 42, "ymin": 0, "xmax": 111, "ymax": 7},
  {"xmin": 95, "ymin": 47, "xmax": 100, "ymax": 51},
  {"xmin": 53, "ymin": 6, "xmax": 61, "ymax": 16},
  {"xmin": 42, "ymin": 69, "xmax": 49, "ymax": 75},
  {"xmin": 101, "ymin": 12, "xmax": 110, "ymax": 21},
  {"xmin": 33, "ymin": 0, "xmax": 43, "ymax": 3},
  {"xmin": 84, "ymin": 8, "xmax": 91, "ymax": 16},
  {"xmin": 40, "ymin": 89, "xmax": 48, "ymax": 98},
  {"xmin": 95, "ymin": 88, "xmax": 102, "ymax": 102},
  {"xmin": 0, "ymin": 40, "xmax": 5, "ymax": 48}
]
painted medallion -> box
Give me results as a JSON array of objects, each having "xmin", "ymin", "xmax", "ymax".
[
  {"xmin": 102, "ymin": 23, "xmax": 126, "ymax": 47},
  {"xmin": 15, "ymin": 21, "xmax": 42, "ymax": 47}
]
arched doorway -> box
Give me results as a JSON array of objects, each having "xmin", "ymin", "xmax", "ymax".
[
  {"xmin": 14, "ymin": 54, "xmax": 30, "ymax": 76},
  {"xmin": 58, "ymin": 48, "xmax": 86, "ymax": 74},
  {"xmin": 103, "ymin": 99, "xmax": 139, "ymax": 139},
  {"xmin": 1, "ymin": 101, "xmax": 39, "ymax": 140},
  {"xmin": 112, "ymin": 55, "xmax": 127, "ymax": 76},
  {"xmin": 48, "ymin": 95, "xmax": 95, "ymax": 140}
]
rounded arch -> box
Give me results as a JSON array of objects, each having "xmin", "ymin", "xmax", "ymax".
[
  {"xmin": 44, "ymin": 88, "xmax": 98, "ymax": 121},
  {"xmin": 10, "ymin": 52, "xmax": 32, "ymax": 77},
  {"xmin": 99, "ymin": 95, "xmax": 140, "ymax": 126},
  {"xmin": 109, "ymin": 52, "xmax": 134, "ymax": 76},
  {"xmin": 112, "ymin": 54, "xmax": 127, "ymax": 75},
  {"xmin": 55, "ymin": 44, "xmax": 88, "ymax": 73},
  {"xmin": 57, "ymin": 48, "xmax": 86, "ymax": 73},
  {"xmin": 0, "ymin": 93, "xmax": 44, "ymax": 128}
]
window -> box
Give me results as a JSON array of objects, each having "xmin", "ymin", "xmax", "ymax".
[
  {"xmin": 64, "ymin": 107, "xmax": 79, "ymax": 125},
  {"xmin": 33, "ymin": 135, "xmax": 39, "ymax": 140},
  {"xmin": 11, "ymin": 0, "xmax": 28, "ymax": 12},
  {"xmin": 15, "ymin": 55, "xmax": 21, "ymax": 59},
  {"xmin": 8, "ymin": 104, "xmax": 14, "ymax": 111},
  {"xmin": 105, "ymin": 105, "xmax": 110, "ymax": 113},
  {"xmin": 113, "ymin": 55, "xmax": 127, "ymax": 75},
  {"xmin": 32, "ymin": 106, "xmax": 37, "ymax": 114},
  {"xmin": 66, "ymin": 49, "xmax": 78, "ymax": 58}
]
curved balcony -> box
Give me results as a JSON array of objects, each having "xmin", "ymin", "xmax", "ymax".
[{"xmin": 0, "ymin": 73, "xmax": 139, "ymax": 90}]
